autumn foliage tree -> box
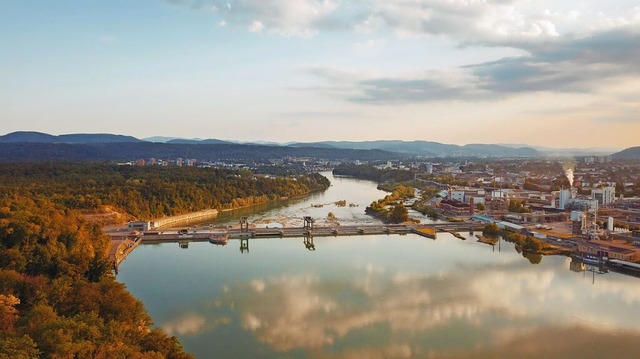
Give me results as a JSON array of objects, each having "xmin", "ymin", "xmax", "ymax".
[{"xmin": 0, "ymin": 193, "xmax": 194, "ymax": 358}]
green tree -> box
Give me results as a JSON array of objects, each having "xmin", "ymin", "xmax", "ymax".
[{"xmin": 388, "ymin": 204, "xmax": 409, "ymax": 224}]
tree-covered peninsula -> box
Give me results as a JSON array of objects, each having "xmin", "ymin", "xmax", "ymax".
[
  {"xmin": 0, "ymin": 163, "xmax": 330, "ymax": 358},
  {"xmin": 0, "ymin": 163, "xmax": 330, "ymax": 220}
]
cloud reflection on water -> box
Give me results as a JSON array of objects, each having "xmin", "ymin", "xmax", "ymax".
[
  {"xmin": 213, "ymin": 259, "xmax": 640, "ymax": 356},
  {"xmin": 161, "ymin": 313, "xmax": 230, "ymax": 336}
]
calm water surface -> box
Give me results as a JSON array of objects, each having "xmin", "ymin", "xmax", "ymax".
[{"xmin": 119, "ymin": 173, "xmax": 640, "ymax": 358}]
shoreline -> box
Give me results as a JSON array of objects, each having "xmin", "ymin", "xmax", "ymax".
[
  {"xmin": 154, "ymin": 209, "xmax": 220, "ymax": 229},
  {"xmin": 110, "ymin": 185, "xmax": 331, "ymax": 231}
]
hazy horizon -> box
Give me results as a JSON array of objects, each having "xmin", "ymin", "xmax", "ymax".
[
  {"xmin": 2, "ymin": 1, "xmax": 639, "ymax": 148},
  {"xmin": 0, "ymin": 130, "xmax": 628, "ymax": 152}
]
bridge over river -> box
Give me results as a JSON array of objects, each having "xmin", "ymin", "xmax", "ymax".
[
  {"xmin": 108, "ymin": 217, "xmax": 484, "ymax": 269},
  {"xmin": 138, "ymin": 218, "xmax": 481, "ymax": 243}
]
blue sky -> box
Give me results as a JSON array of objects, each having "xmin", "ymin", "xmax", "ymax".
[{"xmin": 1, "ymin": 0, "xmax": 639, "ymax": 147}]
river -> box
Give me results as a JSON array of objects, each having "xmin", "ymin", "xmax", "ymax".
[{"xmin": 118, "ymin": 172, "xmax": 640, "ymax": 358}]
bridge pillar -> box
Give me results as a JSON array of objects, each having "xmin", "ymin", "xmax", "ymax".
[
  {"xmin": 240, "ymin": 217, "xmax": 249, "ymax": 234},
  {"xmin": 303, "ymin": 216, "xmax": 314, "ymax": 231},
  {"xmin": 303, "ymin": 235, "xmax": 315, "ymax": 251},
  {"xmin": 240, "ymin": 238, "xmax": 249, "ymax": 254}
]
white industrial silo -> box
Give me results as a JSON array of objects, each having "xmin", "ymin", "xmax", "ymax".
[{"xmin": 559, "ymin": 189, "xmax": 572, "ymax": 209}]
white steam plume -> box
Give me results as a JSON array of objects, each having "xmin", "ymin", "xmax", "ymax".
[{"xmin": 562, "ymin": 162, "xmax": 575, "ymax": 188}]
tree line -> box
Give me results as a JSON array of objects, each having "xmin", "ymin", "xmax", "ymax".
[
  {"xmin": 0, "ymin": 142, "xmax": 399, "ymax": 162},
  {"xmin": 0, "ymin": 163, "xmax": 330, "ymax": 220},
  {"xmin": 333, "ymin": 163, "xmax": 414, "ymax": 183}
]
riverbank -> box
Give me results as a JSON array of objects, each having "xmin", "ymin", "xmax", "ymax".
[
  {"xmin": 154, "ymin": 208, "xmax": 220, "ymax": 228},
  {"xmin": 108, "ymin": 236, "xmax": 141, "ymax": 273}
]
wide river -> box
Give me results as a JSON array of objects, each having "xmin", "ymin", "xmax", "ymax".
[{"xmin": 119, "ymin": 172, "xmax": 640, "ymax": 358}]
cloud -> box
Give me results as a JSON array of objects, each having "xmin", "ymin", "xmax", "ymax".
[
  {"xmin": 165, "ymin": 0, "xmax": 639, "ymax": 48},
  {"xmin": 165, "ymin": 1, "xmax": 640, "ymax": 106},
  {"xmin": 164, "ymin": 0, "xmax": 563, "ymax": 41},
  {"xmin": 302, "ymin": 25, "xmax": 640, "ymax": 103},
  {"xmin": 363, "ymin": 0, "xmax": 560, "ymax": 43},
  {"xmin": 470, "ymin": 26, "xmax": 640, "ymax": 94},
  {"xmin": 168, "ymin": 0, "xmax": 344, "ymax": 37}
]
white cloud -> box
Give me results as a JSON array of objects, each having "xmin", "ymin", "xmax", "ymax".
[
  {"xmin": 590, "ymin": 6, "xmax": 640, "ymax": 31},
  {"xmin": 167, "ymin": 0, "xmax": 640, "ymax": 49},
  {"xmin": 302, "ymin": 22, "xmax": 640, "ymax": 104},
  {"xmin": 210, "ymin": 0, "xmax": 342, "ymax": 37}
]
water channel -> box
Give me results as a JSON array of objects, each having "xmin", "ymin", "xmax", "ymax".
[{"xmin": 119, "ymin": 172, "xmax": 640, "ymax": 358}]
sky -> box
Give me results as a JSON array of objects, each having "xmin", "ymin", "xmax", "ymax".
[{"xmin": 1, "ymin": 0, "xmax": 639, "ymax": 148}]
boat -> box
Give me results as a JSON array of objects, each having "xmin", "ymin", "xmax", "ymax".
[{"xmin": 209, "ymin": 233, "xmax": 229, "ymax": 245}]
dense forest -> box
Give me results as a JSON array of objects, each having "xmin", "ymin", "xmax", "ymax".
[
  {"xmin": 0, "ymin": 163, "xmax": 330, "ymax": 220},
  {"xmin": 332, "ymin": 163, "xmax": 414, "ymax": 183},
  {"xmin": 0, "ymin": 163, "xmax": 331, "ymax": 358},
  {"xmin": 0, "ymin": 194, "xmax": 193, "ymax": 358}
]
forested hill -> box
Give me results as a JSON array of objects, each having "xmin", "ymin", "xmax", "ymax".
[
  {"xmin": 0, "ymin": 163, "xmax": 331, "ymax": 220},
  {"xmin": 0, "ymin": 131, "xmax": 142, "ymax": 143},
  {"xmin": 0, "ymin": 163, "xmax": 330, "ymax": 358},
  {"xmin": 611, "ymin": 146, "xmax": 640, "ymax": 160},
  {"xmin": 0, "ymin": 142, "xmax": 399, "ymax": 162}
]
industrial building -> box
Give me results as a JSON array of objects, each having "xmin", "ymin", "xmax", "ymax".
[
  {"xmin": 591, "ymin": 186, "xmax": 616, "ymax": 205},
  {"xmin": 438, "ymin": 199, "xmax": 473, "ymax": 216}
]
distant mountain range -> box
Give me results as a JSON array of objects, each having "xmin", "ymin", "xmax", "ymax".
[
  {"xmin": 498, "ymin": 143, "xmax": 621, "ymax": 156},
  {"xmin": 0, "ymin": 131, "xmax": 142, "ymax": 144},
  {"xmin": 0, "ymin": 131, "xmax": 635, "ymax": 161},
  {"xmin": 287, "ymin": 140, "xmax": 539, "ymax": 157},
  {"xmin": 148, "ymin": 137, "xmax": 542, "ymax": 157}
]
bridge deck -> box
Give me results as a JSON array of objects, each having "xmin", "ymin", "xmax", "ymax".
[
  {"xmin": 137, "ymin": 223, "xmax": 481, "ymax": 242},
  {"xmin": 109, "ymin": 222, "xmax": 483, "ymax": 269}
]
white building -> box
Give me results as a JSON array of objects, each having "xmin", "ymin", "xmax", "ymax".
[
  {"xmin": 451, "ymin": 190, "xmax": 466, "ymax": 203},
  {"xmin": 559, "ymin": 189, "xmax": 574, "ymax": 209},
  {"xmin": 128, "ymin": 221, "xmax": 152, "ymax": 232},
  {"xmin": 591, "ymin": 186, "xmax": 616, "ymax": 205},
  {"xmin": 426, "ymin": 163, "xmax": 433, "ymax": 174},
  {"xmin": 450, "ymin": 189, "xmax": 486, "ymax": 204}
]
